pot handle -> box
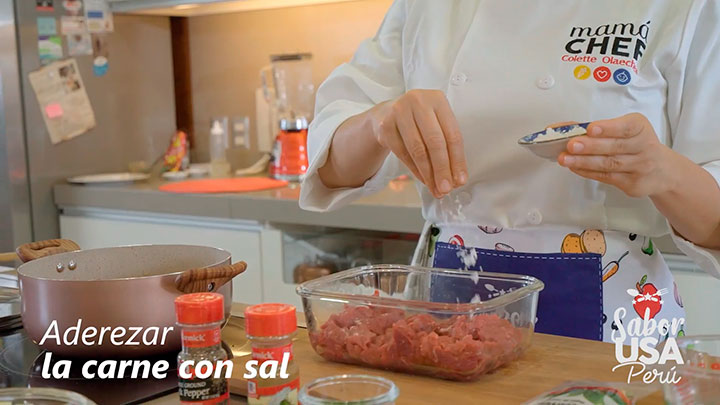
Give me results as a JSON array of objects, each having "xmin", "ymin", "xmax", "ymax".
[
  {"xmin": 175, "ymin": 261, "xmax": 247, "ymax": 294},
  {"xmin": 16, "ymin": 239, "xmax": 81, "ymax": 263}
]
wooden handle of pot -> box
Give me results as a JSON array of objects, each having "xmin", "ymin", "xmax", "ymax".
[
  {"xmin": 15, "ymin": 239, "xmax": 81, "ymax": 263},
  {"xmin": 0, "ymin": 252, "xmax": 18, "ymax": 262},
  {"xmin": 175, "ymin": 262, "xmax": 247, "ymax": 294}
]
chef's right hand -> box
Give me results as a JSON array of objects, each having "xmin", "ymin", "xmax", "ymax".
[{"xmin": 370, "ymin": 89, "xmax": 468, "ymax": 199}]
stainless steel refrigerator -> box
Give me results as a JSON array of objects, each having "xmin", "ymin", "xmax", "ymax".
[{"xmin": 0, "ymin": 0, "xmax": 177, "ymax": 252}]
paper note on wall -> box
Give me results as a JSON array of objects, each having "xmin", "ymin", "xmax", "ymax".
[
  {"xmin": 36, "ymin": 17, "xmax": 57, "ymax": 36},
  {"xmin": 60, "ymin": 16, "xmax": 87, "ymax": 35},
  {"xmin": 67, "ymin": 33, "xmax": 92, "ymax": 56},
  {"xmin": 28, "ymin": 59, "xmax": 96, "ymax": 144},
  {"xmin": 85, "ymin": 0, "xmax": 113, "ymax": 33},
  {"xmin": 38, "ymin": 35, "xmax": 63, "ymax": 65}
]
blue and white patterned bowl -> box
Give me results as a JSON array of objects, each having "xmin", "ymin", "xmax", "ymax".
[{"xmin": 518, "ymin": 123, "xmax": 590, "ymax": 161}]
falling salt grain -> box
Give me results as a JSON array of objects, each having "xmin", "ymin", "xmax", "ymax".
[
  {"xmin": 469, "ymin": 270, "xmax": 480, "ymax": 285},
  {"xmin": 440, "ymin": 194, "xmax": 467, "ymax": 223},
  {"xmin": 453, "ymin": 194, "xmax": 467, "ymax": 222},
  {"xmin": 456, "ymin": 247, "xmax": 478, "ymax": 270}
]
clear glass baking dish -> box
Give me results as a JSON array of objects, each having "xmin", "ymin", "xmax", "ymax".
[
  {"xmin": 0, "ymin": 388, "xmax": 97, "ymax": 404},
  {"xmin": 296, "ymin": 265, "xmax": 544, "ymax": 381},
  {"xmin": 659, "ymin": 335, "xmax": 720, "ymax": 403}
]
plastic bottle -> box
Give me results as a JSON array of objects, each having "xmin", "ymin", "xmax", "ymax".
[
  {"xmin": 175, "ymin": 293, "xmax": 229, "ymax": 405},
  {"xmin": 245, "ymin": 303, "xmax": 300, "ymax": 405},
  {"xmin": 209, "ymin": 120, "xmax": 231, "ymax": 178}
]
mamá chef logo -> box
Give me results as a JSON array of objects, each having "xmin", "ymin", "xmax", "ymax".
[
  {"xmin": 561, "ymin": 20, "xmax": 651, "ymax": 85},
  {"xmin": 610, "ymin": 281, "xmax": 685, "ymax": 384}
]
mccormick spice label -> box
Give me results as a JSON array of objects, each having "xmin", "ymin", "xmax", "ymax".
[
  {"xmin": 178, "ymin": 375, "xmax": 229, "ymax": 405},
  {"xmin": 248, "ymin": 343, "xmax": 299, "ymax": 405},
  {"xmin": 178, "ymin": 329, "xmax": 229, "ymax": 405}
]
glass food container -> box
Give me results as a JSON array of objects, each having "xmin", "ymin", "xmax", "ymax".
[
  {"xmin": 0, "ymin": 388, "xmax": 97, "ymax": 404},
  {"xmin": 296, "ymin": 265, "xmax": 543, "ymax": 381},
  {"xmin": 661, "ymin": 335, "xmax": 720, "ymax": 404},
  {"xmin": 299, "ymin": 375, "xmax": 399, "ymax": 405}
]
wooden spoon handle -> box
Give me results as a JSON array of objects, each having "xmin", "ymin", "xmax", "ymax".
[{"xmin": 175, "ymin": 261, "xmax": 247, "ymax": 294}]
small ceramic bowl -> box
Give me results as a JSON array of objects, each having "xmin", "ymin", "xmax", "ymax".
[
  {"xmin": 518, "ymin": 123, "xmax": 590, "ymax": 161},
  {"xmin": 161, "ymin": 170, "xmax": 189, "ymax": 181},
  {"xmin": 188, "ymin": 163, "xmax": 210, "ymax": 178}
]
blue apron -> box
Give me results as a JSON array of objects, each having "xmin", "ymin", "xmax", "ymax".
[{"xmin": 432, "ymin": 241, "xmax": 604, "ymax": 341}]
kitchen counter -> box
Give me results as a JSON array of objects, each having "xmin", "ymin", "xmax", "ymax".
[
  {"xmin": 53, "ymin": 178, "xmax": 685, "ymax": 252},
  {"xmin": 230, "ymin": 311, "xmax": 666, "ymax": 405},
  {"xmin": 54, "ymin": 178, "xmax": 424, "ymax": 234},
  {"xmin": 0, "ymin": 310, "xmax": 666, "ymax": 405},
  {"xmin": 146, "ymin": 313, "xmax": 665, "ymax": 405}
]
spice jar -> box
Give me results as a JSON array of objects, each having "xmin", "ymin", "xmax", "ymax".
[
  {"xmin": 175, "ymin": 293, "xmax": 229, "ymax": 405},
  {"xmin": 245, "ymin": 303, "xmax": 300, "ymax": 405}
]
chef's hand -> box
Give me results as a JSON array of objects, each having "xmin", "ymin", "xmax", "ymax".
[
  {"xmin": 371, "ymin": 90, "xmax": 468, "ymax": 199},
  {"xmin": 558, "ymin": 113, "xmax": 681, "ymax": 198}
]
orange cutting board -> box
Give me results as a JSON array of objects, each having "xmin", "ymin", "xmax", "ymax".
[{"xmin": 158, "ymin": 177, "xmax": 288, "ymax": 194}]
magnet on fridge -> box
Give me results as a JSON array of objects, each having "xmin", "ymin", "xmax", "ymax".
[
  {"xmin": 93, "ymin": 56, "xmax": 108, "ymax": 76},
  {"xmin": 36, "ymin": 17, "xmax": 57, "ymax": 36},
  {"xmin": 62, "ymin": 0, "xmax": 83, "ymax": 15},
  {"xmin": 91, "ymin": 33, "xmax": 108, "ymax": 57},
  {"xmin": 36, "ymin": 0, "xmax": 54, "ymax": 11}
]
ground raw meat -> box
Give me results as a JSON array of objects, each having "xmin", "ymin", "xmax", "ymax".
[{"xmin": 309, "ymin": 305, "xmax": 524, "ymax": 381}]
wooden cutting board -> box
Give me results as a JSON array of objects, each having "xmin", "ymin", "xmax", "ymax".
[{"xmin": 226, "ymin": 320, "xmax": 665, "ymax": 404}]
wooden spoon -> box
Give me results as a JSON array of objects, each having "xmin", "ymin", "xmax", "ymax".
[{"xmin": 0, "ymin": 252, "xmax": 18, "ymax": 263}]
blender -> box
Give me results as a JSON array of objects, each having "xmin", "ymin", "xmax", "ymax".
[{"xmin": 261, "ymin": 53, "xmax": 315, "ymax": 181}]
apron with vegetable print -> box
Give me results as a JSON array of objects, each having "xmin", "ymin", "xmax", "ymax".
[
  {"xmin": 413, "ymin": 223, "xmax": 687, "ymax": 343},
  {"xmin": 406, "ymin": 5, "xmax": 686, "ymax": 343}
]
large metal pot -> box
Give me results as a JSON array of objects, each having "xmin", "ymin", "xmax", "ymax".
[{"xmin": 15, "ymin": 239, "xmax": 246, "ymax": 358}]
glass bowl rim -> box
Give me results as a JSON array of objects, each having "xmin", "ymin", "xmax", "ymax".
[
  {"xmin": 674, "ymin": 334, "xmax": 720, "ymax": 377},
  {"xmin": 296, "ymin": 264, "xmax": 544, "ymax": 314},
  {"xmin": 298, "ymin": 374, "xmax": 399, "ymax": 405}
]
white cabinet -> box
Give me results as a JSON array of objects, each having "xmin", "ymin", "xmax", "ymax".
[{"xmin": 59, "ymin": 209, "xmax": 264, "ymax": 305}]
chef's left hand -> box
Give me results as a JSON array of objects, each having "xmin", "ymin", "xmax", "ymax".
[{"xmin": 558, "ymin": 113, "xmax": 681, "ymax": 198}]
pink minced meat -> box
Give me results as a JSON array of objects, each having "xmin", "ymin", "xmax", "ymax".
[{"xmin": 309, "ymin": 305, "xmax": 524, "ymax": 381}]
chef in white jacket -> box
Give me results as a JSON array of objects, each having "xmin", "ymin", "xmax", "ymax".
[{"xmin": 299, "ymin": 0, "xmax": 720, "ymax": 342}]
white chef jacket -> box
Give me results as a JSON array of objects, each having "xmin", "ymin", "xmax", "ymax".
[{"xmin": 299, "ymin": 0, "xmax": 720, "ymax": 278}]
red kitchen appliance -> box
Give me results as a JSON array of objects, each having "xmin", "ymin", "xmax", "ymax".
[{"xmin": 261, "ymin": 53, "xmax": 314, "ymax": 182}]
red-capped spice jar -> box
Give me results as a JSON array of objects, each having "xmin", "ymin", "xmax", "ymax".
[
  {"xmin": 175, "ymin": 293, "xmax": 229, "ymax": 405},
  {"xmin": 245, "ymin": 303, "xmax": 299, "ymax": 405}
]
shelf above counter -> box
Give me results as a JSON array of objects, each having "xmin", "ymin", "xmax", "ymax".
[{"xmin": 109, "ymin": 0, "xmax": 365, "ymax": 16}]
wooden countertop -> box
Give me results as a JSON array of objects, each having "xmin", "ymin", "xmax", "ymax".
[{"xmin": 227, "ymin": 320, "xmax": 665, "ymax": 404}]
